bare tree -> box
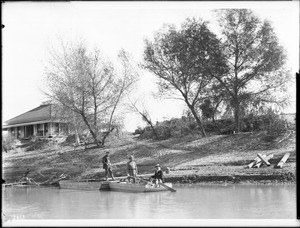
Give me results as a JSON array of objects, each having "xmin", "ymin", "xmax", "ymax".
[
  {"xmin": 44, "ymin": 42, "xmax": 137, "ymax": 147},
  {"xmin": 128, "ymin": 98, "xmax": 158, "ymax": 139}
]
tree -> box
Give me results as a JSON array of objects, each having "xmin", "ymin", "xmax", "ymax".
[
  {"xmin": 212, "ymin": 9, "xmax": 290, "ymax": 132},
  {"xmin": 44, "ymin": 42, "xmax": 137, "ymax": 147},
  {"xmin": 128, "ymin": 98, "xmax": 158, "ymax": 139},
  {"xmin": 49, "ymin": 102, "xmax": 86, "ymax": 145},
  {"xmin": 199, "ymin": 98, "xmax": 222, "ymax": 134},
  {"xmin": 143, "ymin": 18, "xmax": 228, "ymax": 137}
]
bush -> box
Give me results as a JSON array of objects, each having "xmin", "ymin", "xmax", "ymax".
[
  {"xmin": 26, "ymin": 138, "xmax": 50, "ymax": 151},
  {"xmin": 133, "ymin": 127, "xmax": 144, "ymax": 135},
  {"xmin": 2, "ymin": 134, "xmax": 19, "ymax": 151}
]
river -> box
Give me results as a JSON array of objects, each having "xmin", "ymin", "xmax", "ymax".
[{"xmin": 2, "ymin": 184, "xmax": 297, "ymax": 225}]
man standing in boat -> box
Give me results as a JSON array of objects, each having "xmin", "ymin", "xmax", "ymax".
[
  {"xmin": 126, "ymin": 155, "xmax": 138, "ymax": 183},
  {"xmin": 151, "ymin": 164, "xmax": 164, "ymax": 185},
  {"xmin": 102, "ymin": 151, "xmax": 115, "ymax": 181}
]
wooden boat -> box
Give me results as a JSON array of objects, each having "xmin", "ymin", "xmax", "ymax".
[
  {"xmin": 59, "ymin": 179, "xmax": 109, "ymax": 191},
  {"xmin": 59, "ymin": 179, "xmax": 175, "ymax": 193},
  {"xmin": 108, "ymin": 180, "xmax": 173, "ymax": 193}
]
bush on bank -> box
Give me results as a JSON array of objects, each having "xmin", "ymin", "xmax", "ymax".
[{"xmin": 136, "ymin": 112, "xmax": 293, "ymax": 140}]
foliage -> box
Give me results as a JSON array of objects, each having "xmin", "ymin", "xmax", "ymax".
[
  {"xmin": 2, "ymin": 134, "xmax": 19, "ymax": 151},
  {"xmin": 212, "ymin": 9, "xmax": 290, "ymax": 132},
  {"xmin": 143, "ymin": 18, "xmax": 228, "ymax": 137},
  {"xmin": 133, "ymin": 127, "xmax": 144, "ymax": 135}
]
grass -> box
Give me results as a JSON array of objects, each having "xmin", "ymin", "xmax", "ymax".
[{"xmin": 2, "ymin": 130, "xmax": 296, "ymax": 184}]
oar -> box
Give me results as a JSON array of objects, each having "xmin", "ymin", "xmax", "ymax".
[
  {"xmin": 138, "ymin": 177, "xmax": 176, "ymax": 192},
  {"xmin": 159, "ymin": 182, "xmax": 176, "ymax": 192}
]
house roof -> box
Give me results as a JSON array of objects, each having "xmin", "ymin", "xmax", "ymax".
[{"xmin": 4, "ymin": 104, "xmax": 53, "ymax": 126}]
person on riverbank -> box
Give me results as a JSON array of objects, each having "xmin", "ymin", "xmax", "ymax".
[
  {"xmin": 151, "ymin": 164, "xmax": 164, "ymax": 185},
  {"xmin": 102, "ymin": 151, "xmax": 115, "ymax": 181},
  {"xmin": 126, "ymin": 155, "xmax": 138, "ymax": 183}
]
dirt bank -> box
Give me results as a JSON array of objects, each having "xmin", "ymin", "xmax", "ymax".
[{"xmin": 2, "ymin": 131, "xmax": 296, "ymax": 185}]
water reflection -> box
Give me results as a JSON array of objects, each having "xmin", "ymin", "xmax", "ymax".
[{"xmin": 2, "ymin": 184, "xmax": 296, "ymax": 219}]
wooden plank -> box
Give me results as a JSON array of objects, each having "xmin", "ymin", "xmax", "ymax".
[
  {"xmin": 253, "ymin": 154, "xmax": 266, "ymax": 168},
  {"xmin": 247, "ymin": 156, "xmax": 262, "ymax": 168},
  {"xmin": 275, "ymin": 153, "xmax": 290, "ymax": 169},
  {"xmin": 257, "ymin": 153, "xmax": 271, "ymax": 166},
  {"xmin": 254, "ymin": 154, "xmax": 273, "ymax": 168}
]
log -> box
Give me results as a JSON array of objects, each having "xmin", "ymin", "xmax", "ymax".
[
  {"xmin": 253, "ymin": 154, "xmax": 266, "ymax": 168},
  {"xmin": 254, "ymin": 154, "xmax": 273, "ymax": 168},
  {"xmin": 257, "ymin": 153, "xmax": 271, "ymax": 166},
  {"xmin": 3, "ymin": 181, "xmax": 27, "ymax": 187},
  {"xmin": 275, "ymin": 153, "xmax": 290, "ymax": 169},
  {"xmin": 247, "ymin": 156, "xmax": 262, "ymax": 168}
]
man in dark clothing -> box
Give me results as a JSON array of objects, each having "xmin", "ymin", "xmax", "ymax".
[
  {"xmin": 102, "ymin": 151, "xmax": 115, "ymax": 181},
  {"xmin": 151, "ymin": 164, "xmax": 164, "ymax": 184}
]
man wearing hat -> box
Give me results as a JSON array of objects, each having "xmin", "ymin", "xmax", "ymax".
[
  {"xmin": 102, "ymin": 151, "xmax": 115, "ymax": 181},
  {"xmin": 151, "ymin": 164, "xmax": 164, "ymax": 185},
  {"xmin": 126, "ymin": 155, "xmax": 138, "ymax": 183}
]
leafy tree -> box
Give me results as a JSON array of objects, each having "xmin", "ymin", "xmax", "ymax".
[
  {"xmin": 212, "ymin": 9, "xmax": 290, "ymax": 132},
  {"xmin": 199, "ymin": 98, "xmax": 222, "ymax": 134},
  {"xmin": 44, "ymin": 42, "xmax": 137, "ymax": 147},
  {"xmin": 143, "ymin": 18, "xmax": 228, "ymax": 137}
]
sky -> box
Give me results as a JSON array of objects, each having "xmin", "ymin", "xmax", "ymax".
[{"xmin": 2, "ymin": 1, "xmax": 299, "ymax": 132}]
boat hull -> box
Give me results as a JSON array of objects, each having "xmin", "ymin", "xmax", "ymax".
[
  {"xmin": 108, "ymin": 181, "xmax": 173, "ymax": 193},
  {"xmin": 59, "ymin": 180, "xmax": 106, "ymax": 190}
]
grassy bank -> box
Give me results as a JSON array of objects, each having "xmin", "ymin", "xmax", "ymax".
[{"xmin": 2, "ymin": 130, "xmax": 296, "ymax": 185}]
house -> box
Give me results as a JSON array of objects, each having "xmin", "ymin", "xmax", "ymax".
[{"xmin": 2, "ymin": 103, "xmax": 68, "ymax": 139}]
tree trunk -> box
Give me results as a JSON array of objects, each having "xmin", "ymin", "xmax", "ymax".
[
  {"xmin": 82, "ymin": 116, "xmax": 101, "ymax": 148},
  {"xmin": 75, "ymin": 128, "xmax": 80, "ymax": 145},
  {"xmin": 212, "ymin": 116, "xmax": 222, "ymax": 134},
  {"xmin": 188, "ymin": 105, "xmax": 207, "ymax": 137},
  {"xmin": 234, "ymin": 102, "xmax": 240, "ymax": 133},
  {"xmin": 149, "ymin": 122, "xmax": 158, "ymax": 139},
  {"xmin": 101, "ymin": 127, "xmax": 115, "ymax": 146}
]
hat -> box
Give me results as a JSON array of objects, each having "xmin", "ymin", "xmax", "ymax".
[
  {"xmin": 106, "ymin": 151, "xmax": 110, "ymax": 154},
  {"xmin": 155, "ymin": 164, "xmax": 160, "ymax": 167}
]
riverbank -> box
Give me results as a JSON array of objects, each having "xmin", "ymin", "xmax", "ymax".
[{"xmin": 2, "ymin": 130, "xmax": 296, "ymax": 185}]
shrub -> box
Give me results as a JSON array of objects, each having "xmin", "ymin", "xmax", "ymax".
[{"xmin": 2, "ymin": 134, "xmax": 19, "ymax": 151}]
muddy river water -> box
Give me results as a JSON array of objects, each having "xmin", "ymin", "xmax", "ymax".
[{"xmin": 2, "ymin": 184, "xmax": 296, "ymax": 224}]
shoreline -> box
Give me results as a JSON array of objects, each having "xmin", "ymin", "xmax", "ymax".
[
  {"xmin": 3, "ymin": 131, "xmax": 296, "ymax": 186},
  {"xmin": 3, "ymin": 171, "xmax": 296, "ymax": 187}
]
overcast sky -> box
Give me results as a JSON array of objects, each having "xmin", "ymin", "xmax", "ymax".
[{"xmin": 2, "ymin": 1, "xmax": 299, "ymax": 131}]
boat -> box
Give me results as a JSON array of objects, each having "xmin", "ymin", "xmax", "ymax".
[
  {"xmin": 59, "ymin": 179, "xmax": 109, "ymax": 191},
  {"xmin": 59, "ymin": 179, "xmax": 174, "ymax": 192},
  {"xmin": 108, "ymin": 180, "xmax": 173, "ymax": 193}
]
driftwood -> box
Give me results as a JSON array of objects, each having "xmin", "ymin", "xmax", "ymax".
[
  {"xmin": 3, "ymin": 181, "xmax": 28, "ymax": 187},
  {"xmin": 274, "ymin": 153, "xmax": 290, "ymax": 169},
  {"xmin": 4, "ymin": 173, "xmax": 67, "ymax": 187},
  {"xmin": 257, "ymin": 153, "xmax": 271, "ymax": 166},
  {"xmin": 254, "ymin": 154, "xmax": 273, "ymax": 168},
  {"xmin": 247, "ymin": 156, "xmax": 262, "ymax": 168}
]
